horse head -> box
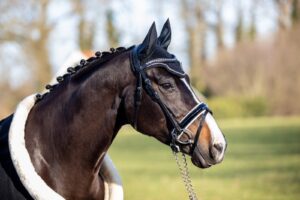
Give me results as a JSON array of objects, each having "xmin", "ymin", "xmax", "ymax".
[{"xmin": 125, "ymin": 20, "xmax": 227, "ymax": 168}]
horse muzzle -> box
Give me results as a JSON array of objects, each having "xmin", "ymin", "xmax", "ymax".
[{"xmin": 191, "ymin": 141, "xmax": 226, "ymax": 169}]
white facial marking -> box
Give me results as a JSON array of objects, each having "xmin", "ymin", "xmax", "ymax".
[
  {"xmin": 181, "ymin": 78, "xmax": 201, "ymax": 104},
  {"xmin": 181, "ymin": 78, "xmax": 226, "ymax": 162},
  {"xmin": 205, "ymin": 113, "xmax": 226, "ymax": 161}
]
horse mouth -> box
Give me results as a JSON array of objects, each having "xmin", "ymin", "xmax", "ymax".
[{"xmin": 191, "ymin": 149, "xmax": 212, "ymax": 169}]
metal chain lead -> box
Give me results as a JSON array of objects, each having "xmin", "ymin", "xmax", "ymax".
[{"xmin": 172, "ymin": 151, "xmax": 198, "ymax": 200}]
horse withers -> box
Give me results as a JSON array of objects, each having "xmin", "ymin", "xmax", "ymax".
[{"xmin": 0, "ymin": 19, "xmax": 226, "ymax": 200}]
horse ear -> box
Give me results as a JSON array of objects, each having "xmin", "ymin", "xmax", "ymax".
[
  {"xmin": 138, "ymin": 22, "xmax": 157, "ymax": 57},
  {"xmin": 158, "ymin": 19, "xmax": 171, "ymax": 50}
]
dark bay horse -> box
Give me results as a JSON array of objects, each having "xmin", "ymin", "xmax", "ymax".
[{"xmin": 0, "ymin": 20, "xmax": 226, "ymax": 199}]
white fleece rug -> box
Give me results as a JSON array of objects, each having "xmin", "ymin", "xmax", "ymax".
[
  {"xmin": 8, "ymin": 95, "xmax": 123, "ymax": 200},
  {"xmin": 8, "ymin": 51, "xmax": 123, "ymax": 200}
]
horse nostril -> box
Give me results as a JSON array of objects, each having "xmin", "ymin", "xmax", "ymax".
[{"xmin": 213, "ymin": 143, "xmax": 224, "ymax": 153}]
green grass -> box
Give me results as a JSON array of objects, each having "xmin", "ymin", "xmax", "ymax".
[{"xmin": 108, "ymin": 117, "xmax": 300, "ymax": 200}]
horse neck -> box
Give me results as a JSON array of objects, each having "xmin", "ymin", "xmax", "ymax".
[{"xmin": 25, "ymin": 52, "xmax": 134, "ymax": 178}]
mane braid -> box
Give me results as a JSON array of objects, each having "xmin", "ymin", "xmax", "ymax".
[
  {"xmin": 72, "ymin": 47, "xmax": 129, "ymax": 81},
  {"xmin": 35, "ymin": 46, "xmax": 131, "ymax": 103}
]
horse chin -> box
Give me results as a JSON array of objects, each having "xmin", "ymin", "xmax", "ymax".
[{"xmin": 191, "ymin": 149, "xmax": 212, "ymax": 169}]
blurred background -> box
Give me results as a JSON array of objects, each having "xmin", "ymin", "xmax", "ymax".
[{"xmin": 0, "ymin": 0, "xmax": 299, "ymax": 199}]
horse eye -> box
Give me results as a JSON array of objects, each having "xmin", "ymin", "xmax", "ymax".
[{"xmin": 160, "ymin": 83, "xmax": 173, "ymax": 90}]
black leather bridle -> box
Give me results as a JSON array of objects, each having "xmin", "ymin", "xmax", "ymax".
[{"xmin": 130, "ymin": 45, "xmax": 212, "ymax": 155}]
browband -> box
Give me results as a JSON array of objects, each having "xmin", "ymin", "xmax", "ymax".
[{"xmin": 131, "ymin": 46, "xmax": 186, "ymax": 77}]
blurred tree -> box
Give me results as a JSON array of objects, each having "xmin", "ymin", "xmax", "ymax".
[
  {"xmin": 72, "ymin": 0, "xmax": 119, "ymax": 50},
  {"xmin": 234, "ymin": 1, "xmax": 258, "ymax": 43},
  {"xmin": 181, "ymin": 0, "xmax": 208, "ymax": 91},
  {"xmin": 235, "ymin": 1, "xmax": 244, "ymax": 42},
  {"xmin": 105, "ymin": 9, "xmax": 119, "ymax": 48},
  {"xmin": 248, "ymin": 3, "xmax": 257, "ymax": 41},
  {"xmin": 204, "ymin": 21, "xmax": 300, "ymax": 115},
  {"xmin": 276, "ymin": 0, "xmax": 293, "ymax": 29},
  {"xmin": 0, "ymin": 0, "xmax": 54, "ymax": 89},
  {"xmin": 291, "ymin": 0, "xmax": 300, "ymax": 24},
  {"xmin": 0, "ymin": 0, "xmax": 53, "ymax": 90},
  {"xmin": 73, "ymin": 0, "xmax": 96, "ymax": 51},
  {"xmin": 213, "ymin": 0, "xmax": 225, "ymax": 49}
]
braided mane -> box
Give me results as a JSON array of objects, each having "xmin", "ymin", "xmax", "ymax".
[{"xmin": 35, "ymin": 46, "xmax": 132, "ymax": 103}]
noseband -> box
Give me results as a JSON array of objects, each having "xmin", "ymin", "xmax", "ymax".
[{"xmin": 130, "ymin": 46, "xmax": 212, "ymax": 155}]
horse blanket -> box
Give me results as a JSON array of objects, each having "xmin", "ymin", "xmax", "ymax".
[
  {"xmin": 0, "ymin": 114, "xmax": 31, "ymax": 200},
  {"xmin": 0, "ymin": 94, "xmax": 123, "ymax": 200}
]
